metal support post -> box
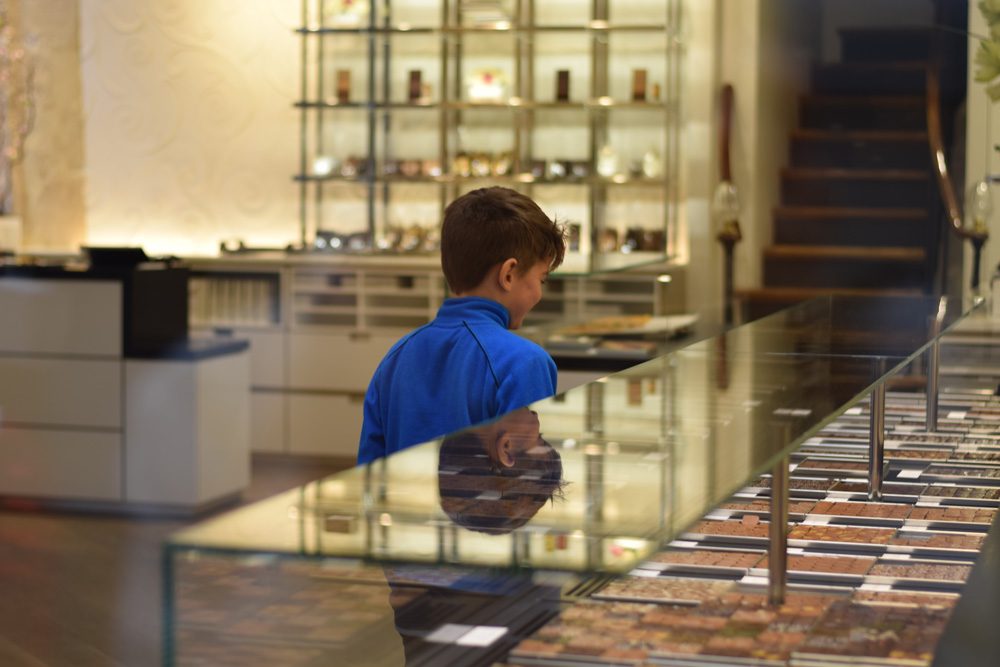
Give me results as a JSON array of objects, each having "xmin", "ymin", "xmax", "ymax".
[
  {"xmin": 926, "ymin": 339, "xmax": 940, "ymax": 433},
  {"xmin": 926, "ymin": 298, "xmax": 947, "ymax": 433},
  {"xmin": 869, "ymin": 378, "xmax": 886, "ymax": 502},
  {"xmin": 768, "ymin": 455, "xmax": 789, "ymax": 607}
]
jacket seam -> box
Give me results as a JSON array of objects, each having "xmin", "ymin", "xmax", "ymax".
[{"xmin": 462, "ymin": 321, "xmax": 501, "ymax": 389}]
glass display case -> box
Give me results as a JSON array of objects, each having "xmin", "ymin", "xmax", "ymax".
[
  {"xmin": 163, "ymin": 295, "xmax": 986, "ymax": 665},
  {"xmin": 295, "ymin": 0, "xmax": 682, "ymax": 273}
]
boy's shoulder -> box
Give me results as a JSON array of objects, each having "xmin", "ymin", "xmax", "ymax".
[{"xmin": 465, "ymin": 318, "xmax": 547, "ymax": 355}]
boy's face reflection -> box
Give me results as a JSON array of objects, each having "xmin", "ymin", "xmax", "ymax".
[
  {"xmin": 437, "ymin": 408, "xmax": 565, "ymax": 535},
  {"xmin": 491, "ymin": 409, "xmax": 544, "ymax": 469}
]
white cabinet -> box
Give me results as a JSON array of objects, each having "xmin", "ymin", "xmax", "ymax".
[
  {"xmin": 0, "ymin": 357, "xmax": 122, "ymax": 428},
  {"xmin": 249, "ymin": 392, "xmax": 286, "ymax": 454},
  {"xmin": 288, "ymin": 331, "xmax": 397, "ymax": 391},
  {"xmin": 0, "ymin": 278, "xmax": 122, "ymax": 355},
  {"xmin": 0, "ymin": 429, "xmax": 122, "ymax": 501},
  {"xmin": 288, "ymin": 393, "xmax": 365, "ymax": 457},
  {"xmin": 0, "ymin": 278, "xmax": 124, "ymax": 502},
  {"xmin": 125, "ymin": 353, "xmax": 250, "ymax": 506},
  {"xmin": 0, "ymin": 274, "xmax": 251, "ymax": 511}
]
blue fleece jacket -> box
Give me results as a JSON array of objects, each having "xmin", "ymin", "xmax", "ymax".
[{"xmin": 357, "ymin": 297, "xmax": 556, "ymax": 464}]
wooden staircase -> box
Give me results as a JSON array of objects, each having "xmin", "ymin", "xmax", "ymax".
[{"xmin": 740, "ymin": 27, "xmax": 944, "ymax": 321}]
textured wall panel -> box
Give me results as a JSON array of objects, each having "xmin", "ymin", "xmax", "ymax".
[{"xmin": 80, "ymin": 0, "xmax": 299, "ymax": 255}]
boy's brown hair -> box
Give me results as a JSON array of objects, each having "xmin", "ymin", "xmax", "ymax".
[{"xmin": 440, "ymin": 186, "xmax": 566, "ymax": 294}]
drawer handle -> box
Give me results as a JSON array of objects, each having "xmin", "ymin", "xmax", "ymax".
[{"xmin": 349, "ymin": 331, "xmax": 370, "ymax": 342}]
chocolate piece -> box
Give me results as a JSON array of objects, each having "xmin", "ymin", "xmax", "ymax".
[
  {"xmin": 336, "ymin": 69, "xmax": 351, "ymax": 103},
  {"xmin": 632, "ymin": 69, "xmax": 647, "ymax": 101},
  {"xmin": 408, "ymin": 70, "xmax": 422, "ymax": 103},
  {"xmin": 556, "ymin": 69, "xmax": 570, "ymax": 102}
]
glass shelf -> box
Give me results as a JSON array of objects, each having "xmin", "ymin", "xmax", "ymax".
[
  {"xmin": 297, "ymin": 25, "xmax": 671, "ymax": 36},
  {"xmin": 296, "ymin": 99, "xmax": 675, "ymax": 111},
  {"xmin": 163, "ymin": 295, "xmax": 982, "ymax": 664},
  {"xmin": 166, "ymin": 296, "xmax": 979, "ymax": 572}
]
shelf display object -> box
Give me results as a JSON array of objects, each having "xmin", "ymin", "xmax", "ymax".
[
  {"xmin": 296, "ymin": 0, "xmax": 682, "ymax": 273},
  {"xmin": 163, "ymin": 295, "xmax": 998, "ymax": 665}
]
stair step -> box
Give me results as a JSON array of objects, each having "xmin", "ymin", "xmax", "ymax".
[
  {"xmin": 781, "ymin": 168, "xmax": 931, "ymax": 208},
  {"xmin": 839, "ymin": 27, "xmax": 932, "ymax": 64},
  {"xmin": 811, "ymin": 62, "xmax": 927, "ymax": 96},
  {"xmin": 764, "ymin": 244, "xmax": 928, "ymax": 289},
  {"xmin": 774, "ymin": 206, "xmax": 929, "ymax": 247},
  {"xmin": 738, "ymin": 287, "xmax": 927, "ymax": 325},
  {"xmin": 739, "ymin": 286, "xmax": 925, "ymax": 302},
  {"xmin": 765, "ymin": 245, "xmax": 926, "ymax": 262},
  {"xmin": 775, "ymin": 206, "xmax": 926, "ymax": 218},
  {"xmin": 790, "ymin": 129, "xmax": 929, "ymax": 169},
  {"xmin": 799, "ymin": 95, "xmax": 925, "ymax": 131}
]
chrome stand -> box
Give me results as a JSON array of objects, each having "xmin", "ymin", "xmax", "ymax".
[
  {"xmin": 868, "ymin": 376, "xmax": 886, "ymax": 502},
  {"xmin": 926, "ymin": 298, "xmax": 947, "ymax": 433},
  {"xmin": 768, "ymin": 455, "xmax": 789, "ymax": 606}
]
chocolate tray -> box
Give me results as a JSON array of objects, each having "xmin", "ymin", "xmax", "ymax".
[
  {"xmin": 592, "ymin": 574, "xmax": 738, "ymax": 606},
  {"xmin": 805, "ymin": 500, "xmax": 912, "ymax": 526},
  {"xmin": 862, "ymin": 576, "xmax": 969, "ymax": 594},
  {"xmin": 912, "ymin": 464, "xmax": 1000, "ymax": 487},
  {"xmin": 785, "ymin": 541, "xmax": 889, "ymax": 557},
  {"xmin": 884, "ymin": 529, "xmax": 987, "ymax": 557},
  {"xmin": 789, "ymin": 653, "xmax": 939, "ymax": 667},
  {"xmin": 915, "ymin": 485, "xmax": 1000, "ymax": 507},
  {"xmin": 643, "ymin": 562, "xmax": 761, "ymax": 577},
  {"xmin": 902, "ymin": 504, "xmax": 996, "ymax": 529},
  {"xmin": 649, "ymin": 654, "xmax": 788, "ymax": 667},
  {"xmin": 705, "ymin": 508, "xmax": 811, "ymax": 524},
  {"xmin": 786, "ymin": 524, "xmax": 896, "ymax": 555},
  {"xmin": 789, "ymin": 597, "xmax": 955, "ymax": 666},
  {"xmin": 889, "ymin": 432, "xmax": 1000, "ymax": 447},
  {"xmin": 791, "ymin": 457, "xmax": 891, "ymax": 480},
  {"xmin": 746, "ymin": 567, "xmax": 865, "ymax": 588},
  {"xmin": 737, "ymin": 477, "xmax": 839, "ymax": 500},
  {"xmin": 825, "ymin": 478, "xmax": 926, "ymax": 500},
  {"xmin": 679, "ymin": 532, "xmax": 771, "ymax": 549}
]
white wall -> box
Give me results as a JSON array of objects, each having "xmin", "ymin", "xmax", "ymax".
[
  {"xmin": 679, "ymin": 0, "xmax": 723, "ymax": 313},
  {"xmin": 7, "ymin": 1, "xmax": 87, "ymax": 250},
  {"xmin": 967, "ymin": 4, "xmax": 1000, "ymax": 303},
  {"xmin": 79, "ymin": 0, "xmax": 301, "ymax": 256},
  {"xmin": 699, "ymin": 0, "xmax": 819, "ymax": 309}
]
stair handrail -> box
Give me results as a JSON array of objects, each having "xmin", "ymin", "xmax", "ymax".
[
  {"xmin": 926, "ymin": 62, "xmax": 988, "ymax": 296},
  {"xmin": 926, "ymin": 66, "xmax": 984, "ymax": 245}
]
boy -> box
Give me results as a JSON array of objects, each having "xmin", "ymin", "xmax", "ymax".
[{"xmin": 357, "ymin": 186, "xmax": 566, "ymax": 464}]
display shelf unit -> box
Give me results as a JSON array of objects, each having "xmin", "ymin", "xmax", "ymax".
[{"xmin": 295, "ymin": 0, "xmax": 681, "ymax": 273}]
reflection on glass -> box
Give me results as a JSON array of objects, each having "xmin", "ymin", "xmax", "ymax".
[
  {"xmin": 438, "ymin": 408, "xmax": 566, "ymax": 535},
  {"xmin": 168, "ymin": 296, "xmax": 984, "ymax": 576}
]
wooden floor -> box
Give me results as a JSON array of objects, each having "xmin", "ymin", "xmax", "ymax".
[{"xmin": 0, "ymin": 456, "xmax": 354, "ymax": 667}]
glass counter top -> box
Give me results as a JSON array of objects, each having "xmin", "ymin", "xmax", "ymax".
[{"xmin": 167, "ymin": 295, "xmax": 981, "ymax": 574}]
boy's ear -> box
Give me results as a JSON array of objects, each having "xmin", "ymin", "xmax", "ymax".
[
  {"xmin": 495, "ymin": 434, "xmax": 517, "ymax": 468},
  {"xmin": 497, "ymin": 258, "xmax": 518, "ymax": 292}
]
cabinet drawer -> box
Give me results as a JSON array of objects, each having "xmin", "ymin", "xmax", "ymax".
[
  {"xmin": 250, "ymin": 391, "xmax": 286, "ymax": 454},
  {"xmin": 0, "ymin": 427, "xmax": 122, "ymax": 501},
  {"xmin": 288, "ymin": 332, "xmax": 398, "ymax": 391},
  {"xmin": 0, "ymin": 279, "xmax": 122, "ymax": 355},
  {"xmin": 243, "ymin": 330, "xmax": 286, "ymax": 387},
  {"xmin": 288, "ymin": 393, "xmax": 363, "ymax": 457},
  {"xmin": 0, "ymin": 357, "xmax": 122, "ymax": 428},
  {"xmin": 198, "ymin": 328, "xmax": 285, "ymax": 387}
]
